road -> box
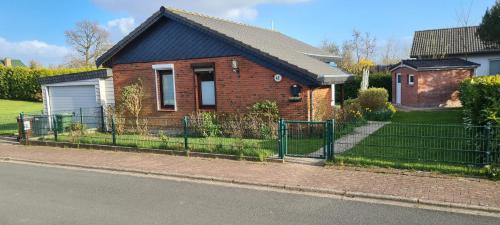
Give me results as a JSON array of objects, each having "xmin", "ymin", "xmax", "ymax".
[{"xmin": 0, "ymin": 162, "xmax": 497, "ymax": 225}]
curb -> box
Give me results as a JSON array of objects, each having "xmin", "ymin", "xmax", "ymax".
[{"xmin": 2, "ymin": 157, "xmax": 499, "ymax": 215}]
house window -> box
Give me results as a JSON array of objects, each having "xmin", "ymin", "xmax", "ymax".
[
  {"xmin": 489, "ymin": 59, "xmax": 500, "ymax": 75},
  {"xmin": 194, "ymin": 67, "xmax": 216, "ymax": 109},
  {"xmin": 153, "ymin": 64, "xmax": 176, "ymax": 110},
  {"xmin": 408, "ymin": 74, "xmax": 415, "ymax": 86}
]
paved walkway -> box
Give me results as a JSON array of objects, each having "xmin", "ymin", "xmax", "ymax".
[
  {"xmin": 334, "ymin": 121, "xmax": 389, "ymax": 153},
  {"xmin": 0, "ymin": 142, "xmax": 499, "ymax": 209}
]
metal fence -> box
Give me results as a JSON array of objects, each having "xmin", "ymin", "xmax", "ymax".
[
  {"xmin": 335, "ymin": 121, "xmax": 500, "ymax": 169},
  {"xmin": 16, "ymin": 111, "xmax": 500, "ymax": 171}
]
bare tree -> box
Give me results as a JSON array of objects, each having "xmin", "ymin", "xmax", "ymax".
[
  {"xmin": 352, "ymin": 29, "xmax": 362, "ymax": 63},
  {"xmin": 65, "ymin": 20, "xmax": 111, "ymax": 67},
  {"xmin": 319, "ymin": 39, "xmax": 340, "ymax": 56},
  {"xmin": 339, "ymin": 40, "xmax": 355, "ymax": 72},
  {"xmin": 29, "ymin": 60, "xmax": 42, "ymax": 69},
  {"xmin": 381, "ymin": 38, "xmax": 404, "ymax": 65},
  {"xmin": 455, "ymin": 0, "xmax": 474, "ymax": 60},
  {"xmin": 361, "ymin": 32, "xmax": 376, "ymax": 60}
]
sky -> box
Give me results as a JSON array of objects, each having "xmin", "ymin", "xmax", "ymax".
[{"xmin": 0, "ymin": 0, "xmax": 496, "ymax": 66}]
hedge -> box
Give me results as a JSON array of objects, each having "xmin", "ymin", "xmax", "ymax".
[
  {"xmin": 0, "ymin": 66, "xmax": 95, "ymax": 101},
  {"xmin": 336, "ymin": 73, "xmax": 392, "ymax": 102},
  {"xmin": 459, "ymin": 75, "xmax": 500, "ymax": 126}
]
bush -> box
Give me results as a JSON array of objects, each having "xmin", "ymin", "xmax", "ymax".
[
  {"xmin": 0, "ymin": 66, "xmax": 95, "ymax": 101},
  {"xmin": 459, "ymin": 75, "xmax": 500, "ymax": 126},
  {"xmin": 358, "ymin": 88, "xmax": 389, "ymax": 111},
  {"xmin": 189, "ymin": 112, "xmax": 221, "ymax": 137},
  {"xmin": 337, "ymin": 73, "xmax": 392, "ymax": 102},
  {"xmin": 364, "ymin": 102, "xmax": 396, "ymax": 121}
]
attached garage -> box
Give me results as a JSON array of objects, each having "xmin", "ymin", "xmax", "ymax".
[{"xmin": 39, "ymin": 69, "xmax": 114, "ymax": 118}]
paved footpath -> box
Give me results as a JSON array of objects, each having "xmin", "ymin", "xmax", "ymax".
[{"xmin": 0, "ymin": 142, "xmax": 499, "ymax": 211}]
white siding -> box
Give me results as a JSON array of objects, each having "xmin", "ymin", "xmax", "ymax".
[
  {"xmin": 98, "ymin": 77, "xmax": 115, "ymax": 106},
  {"xmin": 460, "ymin": 54, "xmax": 500, "ymax": 76}
]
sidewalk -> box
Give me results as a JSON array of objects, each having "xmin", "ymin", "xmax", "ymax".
[{"xmin": 1, "ymin": 141, "xmax": 499, "ymax": 211}]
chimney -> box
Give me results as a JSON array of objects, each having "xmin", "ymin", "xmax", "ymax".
[{"xmin": 4, "ymin": 58, "xmax": 12, "ymax": 67}]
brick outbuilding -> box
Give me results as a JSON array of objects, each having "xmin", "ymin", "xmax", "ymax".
[
  {"xmin": 96, "ymin": 7, "xmax": 352, "ymax": 121},
  {"xmin": 390, "ymin": 58, "xmax": 479, "ymax": 108}
]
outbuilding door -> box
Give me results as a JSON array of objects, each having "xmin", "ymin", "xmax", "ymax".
[
  {"xmin": 48, "ymin": 85, "xmax": 99, "ymax": 128},
  {"xmin": 396, "ymin": 73, "xmax": 401, "ymax": 105}
]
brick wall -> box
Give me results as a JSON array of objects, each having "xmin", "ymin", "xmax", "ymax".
[
  {"xmin": 392, "ymin": 67, "xmax": 472, "ymax": 107},
  {"xmin": 112, "ymin": 56, "xmax": 313, "ymax": 120},
  {"xmin": 311, "ymin": 87, "xmax": 332, "ymax": 121}
]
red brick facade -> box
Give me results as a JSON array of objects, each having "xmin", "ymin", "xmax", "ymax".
[
  {"xmin": 392, "ymin": 67, "xmax": 473, "ymax": 107},
  {"xmin": 112, "ymin": 56, "xmax": 331, "ymax": 120}
]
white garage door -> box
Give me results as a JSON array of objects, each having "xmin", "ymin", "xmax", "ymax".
[{"xmin": 48, "ymin": 85, "xmax": 98, "ymax": 113}]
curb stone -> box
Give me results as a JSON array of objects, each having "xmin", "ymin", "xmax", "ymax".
[{"xmin": 1, "ymin": 157, "xmax": 499, "ymax": 215}]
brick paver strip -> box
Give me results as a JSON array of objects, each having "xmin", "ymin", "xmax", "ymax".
[{"xmin": 1, "ymin": 143, "xmax": 499, "ymax": 209}]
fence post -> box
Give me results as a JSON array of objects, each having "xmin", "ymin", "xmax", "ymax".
[
  {"xmin": 111, "ymin": 115, "xmax": 116, "ymax": 145},
  {"xmin": 485, "ymin": 122, "xmax": 492, "ymax": 165},
  {"xmin": 278, "ymin": 118, "xmax": 284, "ymax": 159},
  {"xmin": 328, "ymin": 119, "xmax": 335, "ymax": 161},
  {"xmin": 53, "ymin": 115, "xmax": 58, "ymax": 142},
  {"xmin": 79, "ymin": 107, "xmax": 83, "ymax": 125},
  {"xmin": 100, "ymin": 106, "xmax": 105, "ymax": 132},
  {"xmin": 183, "ymin": 116, "xmax": 189, "ymax": 151},
  {"xmin": 19, "ymin": 112, "xmax": 25, "ymax": 142}
]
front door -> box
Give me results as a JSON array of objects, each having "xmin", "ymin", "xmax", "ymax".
[{"xmin": 396, "ymin": 73, "xmax": 401, "ymax": 105}]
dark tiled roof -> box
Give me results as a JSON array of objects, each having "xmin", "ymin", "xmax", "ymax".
[
  {"xmin": 97, "ymin": 7, "xmax": 351, "ymax": 85},
  {"xmin": 411, "ymin": 26, "xmax": 500, "ymax": 58},
  {"xmin": 390, "ymin": 58, "xmax": 479, "ymax": 71},
  {"xmin": 38, "ymin": 69, "xmax": 112, "ymax": 85},
  {"xmin": 0, "ymin": 58, "xmax": 26, "ymax": 67}
]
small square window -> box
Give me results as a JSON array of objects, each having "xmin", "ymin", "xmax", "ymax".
[{"xmin": 408, "ymin": 74, "xmax": 415, "ymax": 86}]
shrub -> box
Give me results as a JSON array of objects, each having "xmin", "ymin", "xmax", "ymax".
[
  {"xmin": 459, "ymin": 75, "xmax": 500, "ymax": 126},
  {"xmin": 337, "ymin": 73, "xmax": 392, "ymax": 102},
  {"xmin": 364, "ymin": 102, "xmax": 396, "ymax": 121},
  {"xmin": 119, "ymin": 79, "xmax": 145, "ymax": 133},
  {"xmin": 332, "ymin": 99, "xmax": 364, "ymax": 123},
  {"xmin": 189, "ymin": 112, "xmax": 221, "ymax": 137},
  {"xmin": 66, "ymin": 122, "xmax": 86, "ymax": 143},
  {"xmin": 248, "ymin": 100, "xmax": 280, "ymax": 122},
  {"xmin": 358, "ymin": 88, "xmax": 389, "ymax": 111},
  {"xmin": 0, "ymin": 66, "xmax": 95, "ymax": 101}
]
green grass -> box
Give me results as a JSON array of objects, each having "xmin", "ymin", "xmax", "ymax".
[
  {"xmin": 391, "ymin": 109, "xmax": 463, "ymax": 123},
  {"xmin": 0, "ymin": 99, "xmax": 42, "ymax": 135},
  {"xmin": 337, "ymin": 109, "xmax": 496, "ymax": 176}
]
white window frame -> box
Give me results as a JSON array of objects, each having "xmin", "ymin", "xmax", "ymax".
[
  {"xmin": 153, "ymin": 64, "xmax": 177, "ymax": 111},
  {"xmin": 408, "ymin": 74, "xmax": 415, "ymax": 86}
]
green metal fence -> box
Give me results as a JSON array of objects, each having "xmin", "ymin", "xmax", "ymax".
[
  {"xmin": 279, "ymin": 120, "xmax": 334, "ymax": 159},
  {"xmin": 335, "ymin": 121, "xmax": 500, "ymax": 170},
  {"xmin": 16, "ymin": 111, "xmax": 500, "ymax": 172}
]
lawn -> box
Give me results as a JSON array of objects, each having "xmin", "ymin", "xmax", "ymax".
[
  {"xmin": 337, "ymin": 109, "xmax": 494, "ymax": 176},
  {"xmin": 0, "ymin": 99, "xmax": 43, "ymax": 135}
]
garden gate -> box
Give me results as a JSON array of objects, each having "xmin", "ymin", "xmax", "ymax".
[{"xmin": 278, "ymin": 119, "xmax": 334, "ymax": 160}]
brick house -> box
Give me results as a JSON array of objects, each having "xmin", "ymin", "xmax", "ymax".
[
  {"xmin": 96, "ymin": 7, "xmax": 352, "ymax": 121},
  {"xmin": 390, "ymin": 58, "xmax": 479, "ymax": 107}
]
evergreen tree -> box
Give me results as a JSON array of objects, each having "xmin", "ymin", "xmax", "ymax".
[{"xmin": 477, "ymin": 0, "xmax": 500, "ymax": 45}]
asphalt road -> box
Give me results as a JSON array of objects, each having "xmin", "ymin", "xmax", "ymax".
[{"xmin": 0, "ymin": 162, "xmax": 497, "ymax": 225}]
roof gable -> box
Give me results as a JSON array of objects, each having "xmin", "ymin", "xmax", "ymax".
[
  {"xmin": 411, "ymin": 26, "xmax": 500, "ymax": 58},
  {"xmin": 112, "ymin": 17, "xmax": 241, "ymax": 65},
  {"xmin": 97, "ymin": 7, "xmax": 352, "ymax": 86}
]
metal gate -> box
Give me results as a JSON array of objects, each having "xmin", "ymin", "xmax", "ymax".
[{"xmin": 278, "ymin": 119, "xmax": 334, "ymax": 159}]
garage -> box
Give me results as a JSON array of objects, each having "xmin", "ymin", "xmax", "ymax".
[{"xmin": 38, "ymin": 69, "xmax": 114, "ymax": 128}]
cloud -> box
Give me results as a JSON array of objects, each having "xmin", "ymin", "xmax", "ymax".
[
  {"xmin": 92, "ymin": 0, "xmax": 309, "ymax": 21},
  {"xmin": 0, "ymin": 37, "xmax": 71, "ymax": 66},
  {"xmin": 104, "ymin": 17, "xmax": 136, "ymax": 41}
]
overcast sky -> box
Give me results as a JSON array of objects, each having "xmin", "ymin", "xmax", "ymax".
[{"xmin": 0, "ymin": 0, "xmax": 495, "ymax": 66}]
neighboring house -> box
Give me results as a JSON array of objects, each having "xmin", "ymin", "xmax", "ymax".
[
  {"xmin": 390, "ymin": 58, "xmax": 479, "ymax": 107},
  {"xmin": 38, "ymin": 69, "xmax": 115, "ymax": 128},
  {"xmin": 411, "ymin": 26, "xmax": 500, "ymax": 76},
  {"xmin": 0, "ymin": 57, "xmax": 26, "ymax": 67},
  {"xmin": 96, "ymin": 7, "xmax": 352, "ymax": 121}
]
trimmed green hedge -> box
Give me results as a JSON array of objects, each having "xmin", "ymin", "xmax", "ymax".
[
  {"xmin": 336, "ymin": 73, "xmax": 392, "ymax": 102},
  {"xmin": 459, "ymin": 75, "xmax": 500, "ymax": 125},
  {"xmin": 0, "ymin": 66, "xmax": 95, "ymax": 101}
]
